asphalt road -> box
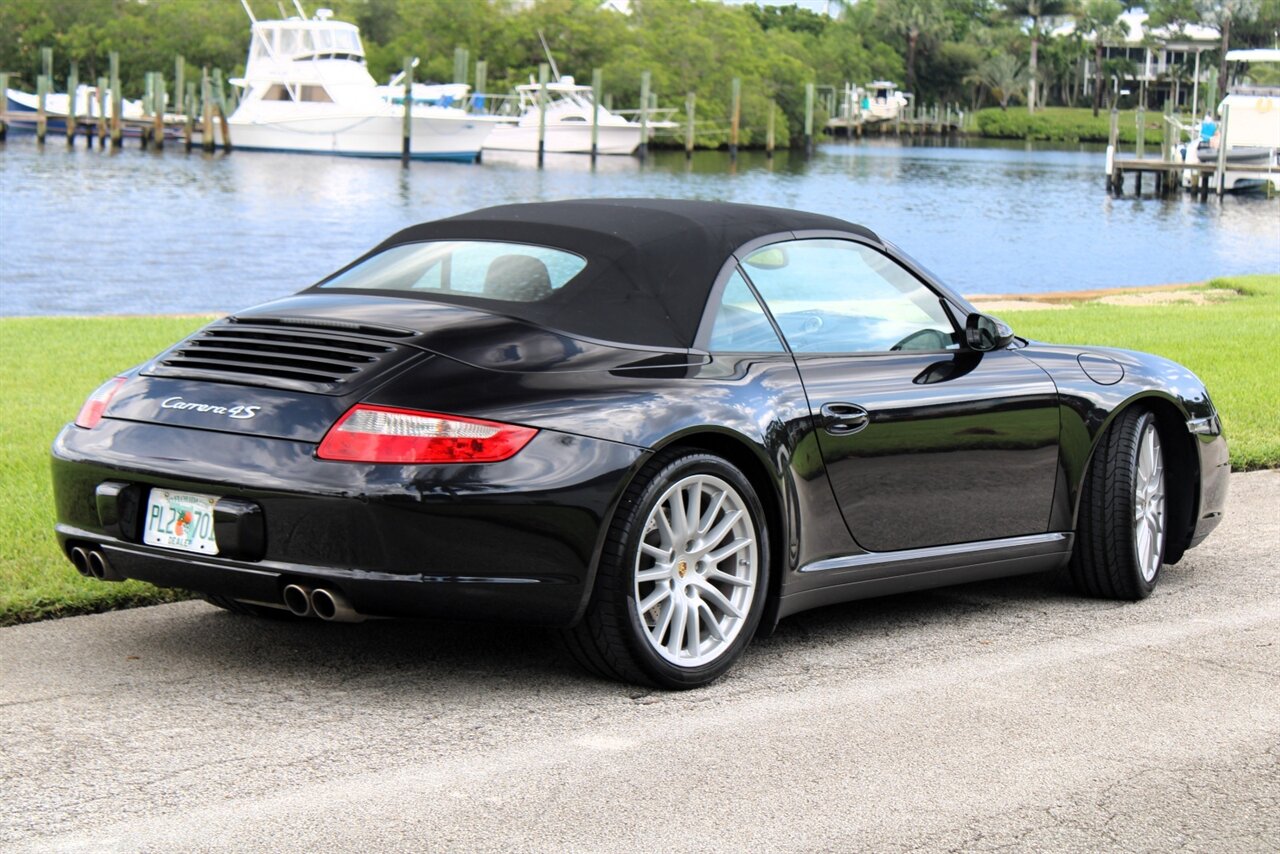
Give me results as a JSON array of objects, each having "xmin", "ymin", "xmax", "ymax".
[{"xmin": 3, "ymin": 471, "xmax": 1277, "ymax": 853}]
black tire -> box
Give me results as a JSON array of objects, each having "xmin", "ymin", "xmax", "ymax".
[
  {"xmin": 202, "ymin": 594, "xmax": 302, "ymax": 621},
  {"xmin": 1069, "ymin": 408, "xmax": 1167, "ymax": 600},
  {"xmin": 563, "ymin": 450, "xmax": 770, "ymax": 689}
]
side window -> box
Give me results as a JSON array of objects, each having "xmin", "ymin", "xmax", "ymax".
[
  {"xmin": 707, "ymin": 270, "xmax": 785, "ymax": 353},
  {"xmin": 741, "ymin": 239, "xmax": 957, "ymax": 354}
]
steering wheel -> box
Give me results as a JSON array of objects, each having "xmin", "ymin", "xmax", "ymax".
[{"xmin": 890, "ymin": 328, "xmax": 951, "ymax": 352}]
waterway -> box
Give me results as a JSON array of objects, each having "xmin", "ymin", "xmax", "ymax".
[{"xmin": 1, "ymin": 135, "xmax": 1277, "ymax": 316}]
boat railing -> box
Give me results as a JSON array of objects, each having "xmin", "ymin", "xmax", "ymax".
[
  {"xmin": 613, "ymin": 106, "xmax": 680, "ymax": 131},
  {"xmin": 1227, "ymin": 84, "xmax": 1280, "ymax": 97}
]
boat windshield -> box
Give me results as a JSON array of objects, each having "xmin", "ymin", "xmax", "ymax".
[
  {"xmin": 250, "ymin": 23, "xmax": 363, "ymax": 64},
  {"xmin": 317, "ymin": 241, "xmax": 588, "ymax": 303}
]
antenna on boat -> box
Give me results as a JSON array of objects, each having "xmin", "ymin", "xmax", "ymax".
[
  {"xmin": 537, "ymin": 30, "xmax": 561, "ymax": 81},
  {"xmin": 240, "ymin": 0, "xmax": 258, "ymax": 24},
  {"xmin": 292, "ymin": 0, "xmax": 309, "ymax": 19}
]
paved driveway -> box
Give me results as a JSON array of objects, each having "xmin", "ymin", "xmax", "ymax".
[{"xmin": 3, "ymin": 471, "xmax": 1277, "ymax": 852}]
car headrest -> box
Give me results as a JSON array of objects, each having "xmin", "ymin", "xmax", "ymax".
[{"xmin": 484, "ymin": 255, "xmax": 553, "ymax": 302}]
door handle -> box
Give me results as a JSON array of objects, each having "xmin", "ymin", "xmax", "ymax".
[{"xmin": 820, "ymin": 402, "xmax": 870, "ymax": 435}]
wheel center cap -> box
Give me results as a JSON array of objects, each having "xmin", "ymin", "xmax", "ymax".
[{"xmin": 677, "ymin": 560, "xmax": 688, "ymax": 578}]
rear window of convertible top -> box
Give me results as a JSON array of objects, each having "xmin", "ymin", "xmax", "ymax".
[{"xmin": 317, "ymin": 240, "xmax": 588, "ymax": 303}]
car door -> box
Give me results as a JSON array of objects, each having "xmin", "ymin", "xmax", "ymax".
[{"xmin": 738, "ymin": 237, "xmax": 1060, "ymax": 553}]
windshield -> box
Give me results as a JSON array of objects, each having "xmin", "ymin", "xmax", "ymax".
[{"xmin": 317, "ymin": 241, "xmax": 588, "ymax": 303}]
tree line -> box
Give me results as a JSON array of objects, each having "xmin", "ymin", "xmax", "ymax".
[{"xmin": 2, "ymin": 0, "xmax": 1277, "ymax": 147}]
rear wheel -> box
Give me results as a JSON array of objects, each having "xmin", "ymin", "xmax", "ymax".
[
  {"xmin": 564, "ymin": 450, "xmax": 769, "ymax": 689},
  {"xmin": 1069, "ymin": 408, "xmax": 1167, "ymax": 600}
]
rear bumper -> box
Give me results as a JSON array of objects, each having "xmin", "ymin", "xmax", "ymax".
[{"xmin": 52, "ymin": 419, "xmax": 646, "ymax": 625}]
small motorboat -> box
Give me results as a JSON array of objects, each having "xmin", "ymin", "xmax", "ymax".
[
  {"xmin": 3, "ymin": 85, "xmax": 183, "ymax": 139},
  {"xmin": 482, "ymin": 75, "xmax": 658, "ymax": 156}
]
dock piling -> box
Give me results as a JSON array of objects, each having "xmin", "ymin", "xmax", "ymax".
[
  {"xmin": 66, "ymin": 61, "xmax": 78, "ymax": 145},
  {"xmin": 474, "ymin": 61, "xmax": 487, "ymax": 110},
  {"xmin": 0, "ymin": 73, "xmax": 8, "ymax": 142},
  {"xmin": 1105, "ymin": 107, "xmax": 1119, "ymax": 192},
  {"xmin": 453, "ymin": 47, "xmax": 469, "ymax": 86},
  {"xmin": 1215, "ymin": 104, "xmax": 1229, "ymax": 197},
  {"xmin": 95, "ymin": 76, "xmax": 107, "ymax": 147},
  {"xmin": 1135, "ymin": 105, "xmax": 1145, "ymax": 160},
  {"xmin": 184, "ymin": 82, "xmax": 195, "ymax": 151},
  {"xmin": 175, "ymin": 56, "xmax": 185, "ymax": 123},
  {"xmin": 109, "ymin": 52, "xmax": 122, "ymax": 148},
  {"xmin": 139, "ymin": 73, "xmax": 152, "ymax": 149},
  {"xmin": 804, "ymin": 83, "xmax": 815, "ymax": 156},
  {"xmin": 36, "ymin": 75, "xmax": 48, "ymax": 143},
  {"xmin": 537, "ymin": 62, "xmax": 549, "ymax": 167},
  {"xmin": 401, "ymin": 56, "xmax": 413, "ymax": 166},
  {"xmin": 686, "ymin": 92, "xmax": 696, "ymax": 160},
  {"xmin": 200, "ymin": 67, "xmax": 214, "ymax": 153},
  {"xmin": 153, "ymin": 72, "xmax": 166, "ymax": 150},
  {"xmin": 729, "ymin": 78, "xmax": 740, "ymax": 161},
  {"xmin": 590, "ymin": 68, "xmax": 602, "ymax": 163},
  {"xmin": 212, "ymin": 69, "xmax": 232, "ymax": 152},
  {"xmin": 638, "ymin": 71, "xmax": 650, "ymax": 162},
  {"xmin": 41, "ymin": 47, "xmax": 53, "ymax": 86}
]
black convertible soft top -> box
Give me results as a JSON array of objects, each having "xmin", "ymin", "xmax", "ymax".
[{"xmin": 317, "ymin": 199, "xmax": 878, "ymax": 349}]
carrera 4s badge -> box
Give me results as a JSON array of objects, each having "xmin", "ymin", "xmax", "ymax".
[{"xmin": 160, "ymin": 397, "xmax": 260, "ymax": 420}]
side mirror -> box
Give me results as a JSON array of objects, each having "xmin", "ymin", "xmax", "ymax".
[{"xmin": 965, "ymin": 313, "xmax": 1015, "ymax": 351}]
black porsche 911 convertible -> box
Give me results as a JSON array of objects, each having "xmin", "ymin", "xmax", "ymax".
[{"xmin": 52, "ymin": 199, "xmax": 1228, "ymax": 688}]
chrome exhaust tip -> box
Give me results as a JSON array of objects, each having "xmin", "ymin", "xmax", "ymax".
[
  {"xmin": 69, "ymin": 546, "xmax": 92, "ymax": 577},
  {"xmin": 310, "ymin": 588, "xmax": 364, "ymax": 623},
  {"xmin": 282, "ymin": 584, "xmax": 314, "ymax": 617},
  {"xmin": 87, "ymin": 550, "xmax": 119, "ymax": 581}
]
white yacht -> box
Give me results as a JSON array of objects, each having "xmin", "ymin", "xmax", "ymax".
[
  {"xmin": 482, "ymin": 76, "xmax": 648, "ymax": 155},
  {"xmin": 228, "ymin": 7, "xmax": 503, "ymax": 162}
]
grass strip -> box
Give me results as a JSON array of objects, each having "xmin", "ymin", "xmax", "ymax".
[
  {"xmin": 1, "ymin": 277, "xmax": 1275, "ymax": 625},
  {"xmin": 0, "ymin": 316, "xmax": 213, "ymax": 625}
]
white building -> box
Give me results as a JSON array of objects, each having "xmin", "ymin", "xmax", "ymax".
[{"xmin": 1055, "ymin": 11, "xmax": 1220, "ymax": 111}]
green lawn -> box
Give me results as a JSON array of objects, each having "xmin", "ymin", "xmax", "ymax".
[
  {"xmin": 1, "ymin": 279, "xmax": 1276, "ymax": 625},
  {"xmin": 997, "ymin": 275, "xmax": 1280, "ymax": 471},
  {"xmin": 974, "ymin": 106, "xmax": 1172, "ymax": 143}
]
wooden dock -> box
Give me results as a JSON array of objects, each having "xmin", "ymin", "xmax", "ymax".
[
  {"xmin": 0, "ymin": 55, "xmax": 232, "ymax": 152},
  {"xmin": 1109, "ymin": 158, "xmax": 1280, "ymax": 198}
]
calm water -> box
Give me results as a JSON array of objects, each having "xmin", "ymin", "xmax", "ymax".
[{"xmin": 1, "ymin": 135, "xmax": 1277, "ymax": 316}]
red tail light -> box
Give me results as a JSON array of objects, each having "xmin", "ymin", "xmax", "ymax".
[
  {"xmin": 75, "ymin": 377, "xmax": 128, "ymax": 429},
  {"xmin": 317, "ymin": 404, "xmax": 537, "ymax": 464}
]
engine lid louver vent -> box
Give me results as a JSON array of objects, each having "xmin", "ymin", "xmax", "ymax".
[{"xmin": 143, "ymin": 317, "xmax": 418, "ymax": 395}]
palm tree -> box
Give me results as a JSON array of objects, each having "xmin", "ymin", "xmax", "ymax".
[
  {"xmin": 1194, "ymin": 0, "xmax": 1260, "ymax": 94},
  {"xmin": 1078, "ymin": 0, "xmax": 1128, "ymax": 116},
  {"xmin": 883, "ymin": 0, "xmax": 952, "ymax": 98},
  {"xmin": 965, "ymin": 54, "xmax": 1029, "ymax": 109},
  {"xmin": 1004, "ymin": 0, "xmax": 1074, "ymax": 113}
]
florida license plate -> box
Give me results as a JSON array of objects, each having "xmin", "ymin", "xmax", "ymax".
[{"xmin": 143, "ymin": 488, "xmax": 219, "ymax": 555}]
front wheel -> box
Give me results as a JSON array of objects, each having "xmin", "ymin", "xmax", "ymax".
[
  {"xmin": 1069, "ymin": 408, "xmax": 1168, "ymax": 600},
  {"xmin": 564, "ymin": 450, "xmax": 770, "ymax": 689}
]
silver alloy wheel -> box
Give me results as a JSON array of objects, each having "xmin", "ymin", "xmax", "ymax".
[
  {"xmin": 633, "ymin": 473, "xmax": 758, "ymax": 667},
  {"xmin": 1133, "ymin": 422, "xmax": 1166, "ymax": 582}
]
